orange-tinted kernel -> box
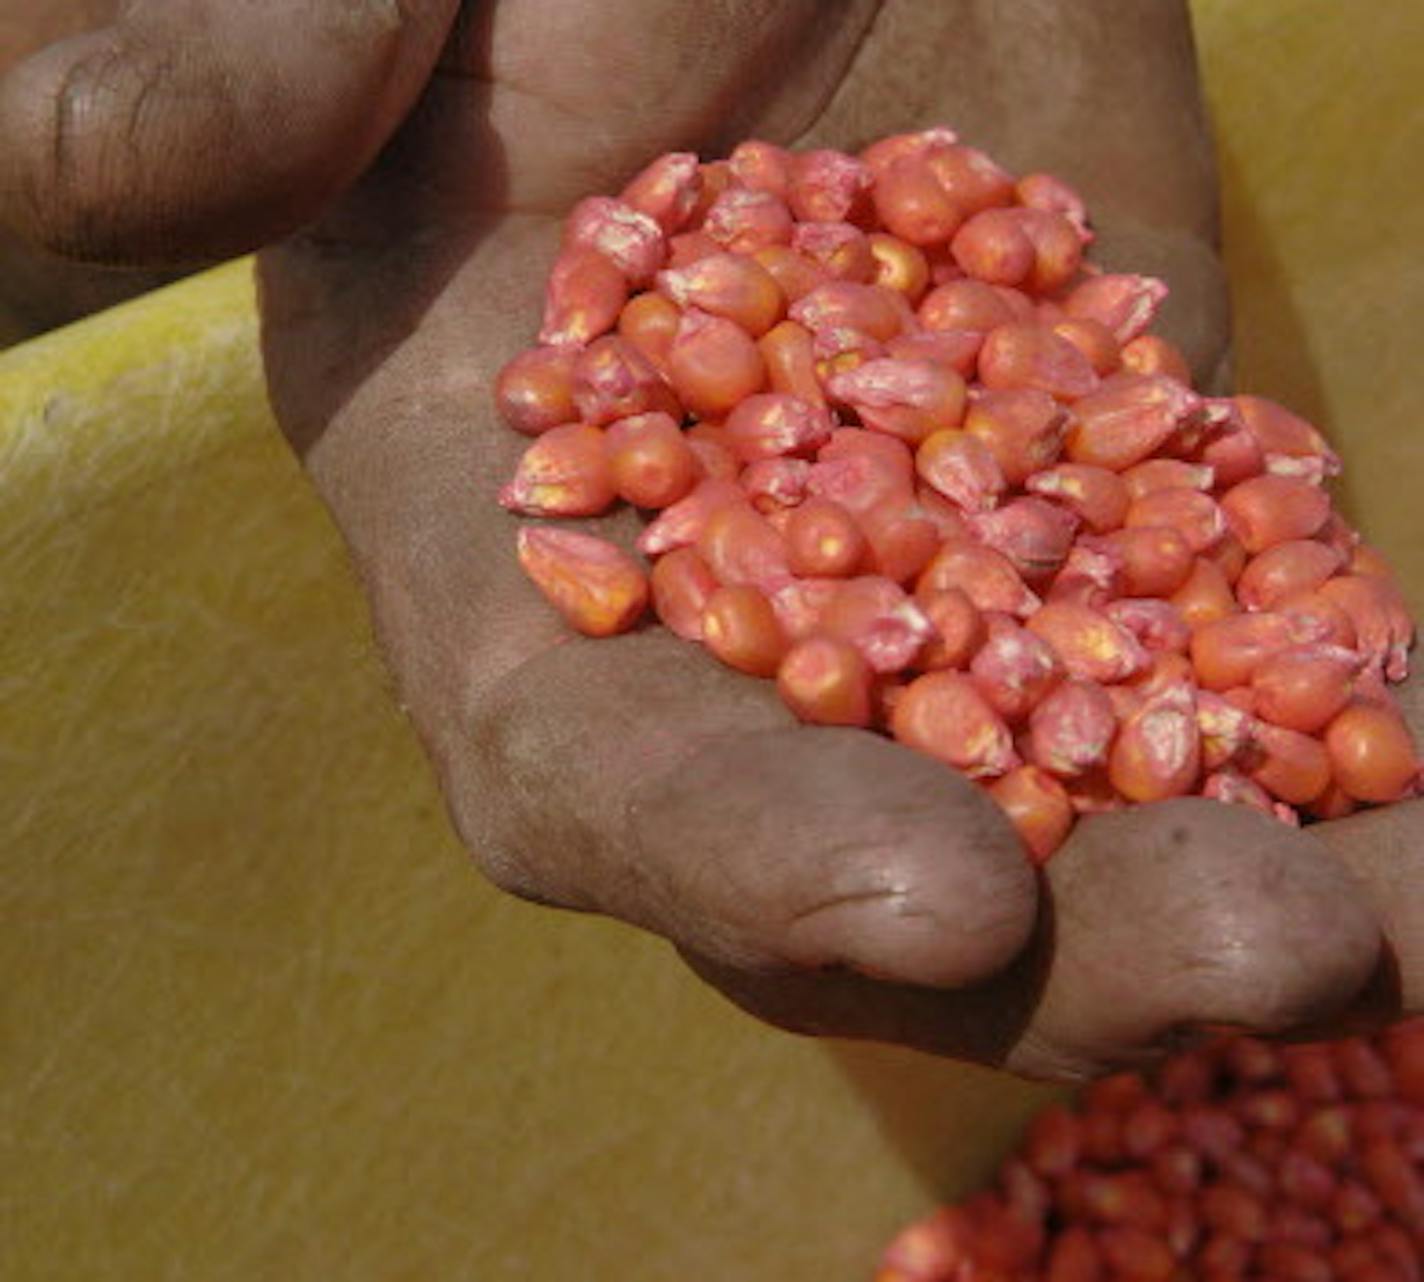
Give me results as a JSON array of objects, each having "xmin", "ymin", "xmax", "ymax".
[
  {"xmin": 978, "ymin": 322, "xmax": 1100, "ymax": 401},
  {"xmin": 750, "ymin": 245, "xmax": 827, "ymax": 304},
  {"xmin": 1064, "ymin": 273, "xmax": 1169, "ymax": 343},
  {"xmin": 668, "ymin": 308, "xmax": 767, "ymax": 418},
  {"xmin": 965, "ymin": 388, "xmax": 1068, "ymax": 486},
  {"xmin": 1318, "ymin": 574, "xmax": 1414, "ymax": 681},
  {"xmin": 499, "ymin": 422, "xmax": 616, "ymax": 517},
  {"xmin": 892, "ymin": 670, "xmax": 1018, "ymax": 778},
  {"xmin": 821, "ymin": 576, "xmax": 934, "ymax": 674},
  {"xmin": 702, "ymin": 585, "xmax": 788, "ymax": 676},
  {"xmin": 918, "ymin": 588, "xmax": 987, "ymax": 671},
  {"xmin": 990, "ymin": 766, "xmax": 1075, "ymax": 863},
  {"xmin": 656, "ymin": 252, "xmax": 784, "ymax": 336},
  {"xmin": 791, "ymin": 221, "xmax": 877, "ymax": 282},
  {"xmin": 918, "ymin": 542, "xmax": 1042, "ymax": 618},
  {"xmin": 1196, "ymin": 690, "xmax": 1256, "ymax": 770},
  {"xmin": 1109, "ymin": 682, "xmax": 1201, "ymax": 804},
  {"xmin": 1016, "ymin": 172, "xmax": 1092, "ymax": 241},
  {"xmin": 1325, "ymin": 702, "xmax": 1420, "ymax": 803},
  {"xmin": 858, "ymin": 499, "xmax": 941, "ymax": 585},
  {"xmin": 1026, "ymin": 601, "xmax": 1151, "ymax": 684},
  {"xmin": 785, "ymin": 498, "xmax": 866, "ymax": 578},
  {"xmin": 971, "ymin": 616, "xmax": 1065, "ymax": 723},
  {"xmin": 620, "ymin": 150, "xmax": 701, "ymax": 234},
  {"xmin": 728, "ymin": 139, "xmax": 792, "ymax": 197},
  {"xmin": 1125, "ymin": 488, "xmax": 1226, "ymax": 555},
  {"xmin": 1106, "ymin": 598, "xmax": 1192, "ymax": 654},
  {"xmin": 723, "ymin": 392, "xmax": 834, "ymax": 462},
  {"xmin": 1099, "ymin": 527, "xmax": 1195, "ymax": 597},
  {"xmin": 1170, "ymin": 558, "xmax": 1238, "ymax": 631},
  {"xmin": 1026, "ymin": 463, "xmax": 1130, "ymax": 534},
  {"xmin": 873, "ymin": 156, "xmax": 965, "ymax": 246},
  {"xmin": 1220, "ymin": 475, "xmax": 1331, "ymax": 553},
  {"xmin": 768, "ymin": 578, "xmax": 839, "ymax": 642},
  {"xmin": 867, "ymin": 233, "xmax": 932, "ymax": 302},
  {"xmin": 1118, "ymin": 333, "xmax": 1192, "ymax": 383},
  {"xmin": 572, "ymin": 335, "xmax": 681, "ymax": 426},
  {"xmin": 1028, "ymin": 679, "xmax": 1117, "ymax": 779},
  {"xmin": 790, "ymin": 281, "xmax": 906, "ymax": 343},
  {"xmin": 606, "ymin": 412, "xmax": 697, "ymax": 509},
  {"xmin": 516, "ymin": 526, "xmax": 649, "ymax": 637},
  {"xmin": 696, "ymin": 502, "xmax": 790, "ymax": 591},
  {"xmin": 1052, "ymin": 318, "xmax": 1122, "ymax": 376},
  {"xmin": 915, "ymin": 429, "xmax": 1006, "ymax": 512},
  {"xmin": 1246, "ymin": 722, "xmax": 1332, "ymax": 806},
  {"xmin": 740, "ymin": 457, "xmax": 811, "ymax": 513},
  {"xmin": 827, "ymin": 358, "xmax": 968, "ymax": 445},
  {"xmin": 787, "ymin": 148, "xmax": 872, "ymax": 224},
  {"xmin": 919, "ymin": 278, "xmax": 1017, "ymax": 333},
  {"xmin": 538, "ymin": 246, "xmax": 630, "ymax": 347},
  {"xmin": 636, "ymin": 479, "xmax": 744, "ymax": 556},
  {"xmin": 950, "ymin": 207, "xmax": 1035, "ymax": 285},
  {"xmin": 1251, "ymin": 645, "xmax": 1360, "ymax": 734},
  {"xmin": 617, "ymin": 291, "xmax": 681, "ymax": 378},
  {"xmin": 649, "ymin": 546, "xmax": 720, "ymax": 640},
  {"xmin": 1065, "ymin": 375, "xmax": 1202, "ymax": 471},
  {"xmin": 1190, "ymin": 612, "xmax": 1296, "ymax": 691},
  {"xmin": 925, "ymin": 143, "xmax": 1015, "ymax": 214},
  {"xmin": 776, "ymin": 635, "xmax": 874, "ymax": 727},
  {"xmin": 495, "ymin": 345, "xmax": 580, "ymax": 436},
  {"xmin": 702, "ymin": 186, "xmax": 795, "ymax": 252}
]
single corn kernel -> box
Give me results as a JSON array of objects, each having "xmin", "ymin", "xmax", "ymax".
[
  {"xmin": 702, "ymin": 186, "xmax": 795, "ymax": 252},
  {"xmin": 1065, "ymin": 375, "xmax": 1203, "ymax": 471},
  {"xmin": 1106, "ymin": 599, "xmax": 1192, "ymax": 654},
  {"xmin": 1119, "ymin": 333, "xmax": 1193, "ymax": 383},
  {"xmin": 967, "ymin": 496, "xmax": 1080, "ymax": 584},
  {"xmin": 926, "ymin": 143, "xmax": 1015, "ymax": 214},
  {"xmin": 751, "ymin": 245, "xmax": 828, "ymax": 305},
  {"xmin": 918, "ymin": 541, "xmax": 1041, "ymax": 618},
  {"xmin": 1122, "ymin": 458, "xmax": 1215, "ymax": 500},
  {"xmin": 791, "ymin": 221, "xmax": 877, "ymax": 283},
  {"xmin": 1196, "ymin": 690, "xmax": 1256, "ymax": 770},
  {"xmin": 860, "ymin": 126, "xmax": 960, "ymax": 174},
  {"xmin": 649, "ymin": 546, "xmax": 720, "ymax": 640},
  {"xmin": 667, "ymin": 308, "xmax": 767, "ymax": 419},
  {"xmin": 728, "ymin": 139, "xmax": 792, "ymax": 197},
  {"xmin": 1190, "ymin": 611, "xmax": 1297, "ymax": 691},
  {"xmin": 1277, "ymin": 590, "xmax": 1358, "ymax": 651},
  {"xmin": 1325, "ymin": 702, "xmax": 1420, "ymax": 803},
  {"xmin": 758, "ymin": 319, "xmax": 826, "ymax": 407},
  {"xmin": 1109, "ymin": 682, "xmax": 1201, "ymax": 804},
  {"xmin": 913, "ymin": 482, "xmax": 971, "ymax": 542},
  {"xmin": 785, "ymin": 498, "xmax": 867, "ymax": 578},
  {"xmin": 1234, "ymin": 394, "xmax": 1340, "ymax": 469},
  {"xmin": 723, "ymin": 392, "xmax": 834, "ymax": 462},
  {"xmin": 1220, "ymin": 475, "xmax": 1331, "ymax": 553},
  {"xmin": 1317, "ymin": 574, "xmax": 1414, "ymax": 681},
  {"xmin": 494, "ymin": 344, "xmax": 581, "ymax": 437},
  {"xmin": 790, "ymin": 281, "xmax": 906, "ymax": 343},
  {"xmin": 636, "ymin": 479, "xmax": 744, "ymax": 555},
  {"xmin": 1099, "ymin": 527, "xmax": 1195, "ymax": 597},
  {"xmin": 873, "ymin": 156, "xmax": 965, "ymax": 246},
  {"xmin": 971, "ymin": 616, "xmax": 1065, "ymax": 723},
  {"xmin": 696, "ymin": 502, "xmax": 791, "ymax": 591},
  {"xmin": 517, "ymin": 526, "xmax": 649, "ymax": 637},
  {"xmin": 1063, "ymin": 274, "xmax": 1168, "ymax": 343},
  {"xmin": 1023, "ymin": 603, "xmax": 1148, "ymax": 686},
  {"xmin": 886, "ymin": 329, "xmax": 983, "ymax": 378},
  {"xmin": 1052, "ymin": 318, "xmax": 1122, "ymax": 377},
  {"xmin": 572, "ymin": 335, "xmax": 681, "ymax": 426},
  {"xmin": 1027, "ymin": 679, "xmax": 1117, "ymax": 778},
  {"xmin": 1124, "ymin": 488, "xmax": 1226, "ymax": 555},
  {"xmin": 656, "ymin": 252, "xmax": 785, "ymax": 337},
  {"xmin": 808, "ymin": 430, "xmax": 916, "ymax": 515},
  {"xmin": 620, "ymin": 150, "xmax": 702, "ymax": 234},
  {"xmin": 950, "ymin": 207, "xmax": 1035, "ymax": 285},
  {"xmin": 787, "ymin": 148, "xmax": 872, "ymax": 223},
  {"xmin": 1016, "ymin": 171, "xmax": 1092, "ymax": 240},
  {"xmin": 1197, "ymin": 418, "xmax": 1266, "ymax": 489},
  {"xmin": 739, "ymin": 457, "xmax": 811, "ymax": 514},
  {"xmin": 684, "ymin": 422, "xmax": 740, "ymax": 483},
  {"xmin": 1015, "ymin": 207, "xmax": 1085, "ymax": 292},
  {"xmin": 892, "ymin": 670, "xmax": 1018, "ymax": 778},
  {"xmin": 965, "ymin": 388, "xmax": 1068, "ymax": 486},
  {"xmin": 702, "ymin": 584, "xmax": 787, "ymax": 677},
  {"xmin": 499, "ymin": 422, "xmax": 616, "ymax": 517},
  {"xmin": 606, "ymin": 412, "xmax": 698, "ymax": 509},
  {"xmin": 867, "ymin": 233, "xmax": 931, "ymax": 302},
  {"xmin": 828, "ymin": 358, "xmax": 968, "ymax": 445},
  {"xmin": 1251, "ymin": 645, "xmax": 1361, "ymax": 734},
  {"xmin": 915, "ymin": 429, "xmax": 1006, "ymax": 512},
  {"xmin": 768, "ymin": 577, "xmax": 839, "ymax": 641},
  {"xmin": 538, "ymin": 246, "xmax": 630, "ymax": 347},
  {"xmin": 857, "ymin": 498, "xmax": 940, "ymax": 585},
  {"xmin": 617, "ymin": 292, "xmax": 682, "ymax": 378},
  {"xmin": 918, "ymin": 588, "xmax": 987, "ymax": 671},
  {"xmin": 1170, "ymin": 558, "xmax": 1238, "ymax": 630},
  {"xmin": 821, "ymin": 576, "xmax": 935, "ymax": 674},
  {"xmin": 1247, "ymin": 722, "xmax": 1332, "ymax": 806},
  {"xmin": 1206, "ymin": 530, "xmax": 1249, "ymax": 585},
  {"xmin": 1046, "ymin": 541, "xmax": 1124, "ymax": 610},
  {"xmin": 776, "ymin": 635, "xmax": 874, "ymax": 727},
  {"xmin": 978, "ymin": 322, "xmax": 1100, "ymax": 401},
  {"xmin": 1026, "ymin": 462, "xmax": 1130, "ymax": 534},
  {"xmin": 990, "ymin": 766, "xmax": 1076, "ymax": 863},
  {"xmin": 564, "ymin": 195, "xmax": 666, "ymax": 286},
  {"xmin": 919, "ymin": 278, "xmax": 1016, "ymax": 332},
  {"xmin": 1349, "ymin": 543, "xmax": 1398, "ymax": 581}
]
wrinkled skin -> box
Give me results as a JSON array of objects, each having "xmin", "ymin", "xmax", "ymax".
[{"xmin": 3, "ymin": 0, "xmax": 1419, "ymax": 1080}]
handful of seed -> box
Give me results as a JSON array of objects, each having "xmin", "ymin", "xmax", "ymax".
[{"xmin": 494, "ymin": 126, "xmax": 1420, "ymax": 860}]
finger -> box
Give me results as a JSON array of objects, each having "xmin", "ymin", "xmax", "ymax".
[
  {"xmin": 0, "ymin": 0, "xmax": 459, "ymax": 263},
  {"xmin": 684, "ymin": 799, "xmax": 1383, "ymax": 1081}
]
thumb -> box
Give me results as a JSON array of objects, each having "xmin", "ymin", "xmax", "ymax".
[{"xmin": 0, "ymin": 0, "xmax": 459, "ymax": 265}]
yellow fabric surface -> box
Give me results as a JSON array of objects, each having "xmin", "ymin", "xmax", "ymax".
[{"xmin": 2, "ymin": 5, "xmax": 1421, "ymax": 1278}]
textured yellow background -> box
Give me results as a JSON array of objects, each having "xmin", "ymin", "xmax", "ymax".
[{"xmin": 2, "ymin": 4, "xmax": 1421, "ymax": 1278}]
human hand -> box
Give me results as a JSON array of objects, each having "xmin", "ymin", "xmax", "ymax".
[{"xmin": 5, "ymin": 0, "xmax": 1416, "ymax": 1080}]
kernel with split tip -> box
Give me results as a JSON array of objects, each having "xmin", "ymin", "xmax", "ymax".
[
  {"xmin": 867, "ymin": 233, "xmax": 931, "ymax": 302},
  {"xmin": 1106, "ymin": 598, "xmax": 1192, "ymax": 655},
  {"xmin": 989, "ymin": 766, "xmax": 1075, "ymax": 863},
  {"xmin": 1064, "ymin": 273, "xmax": 1169, "ymax": 344},
  {"xmin": 1318, "ymin": 574, "xmax": 1414, "ymax": 682},
  {"xmin": 636, "ymin": 479, "xmax": 744, "ymax": 556},
  {"xmin": 1052, "ymin": 318, "xmax": 1122, "ymax": 377},
  {"xmin": 776, "ymin": 635, "xmax": 874, "ymax": 727},
  {"xmin": 1015, "ymin": 207, "xmax": 1085, "ymax": 293},
  {"xmin": 702, "ymin": 585, "xmax": 787, "ymax": 677},
  {"xmin": 791, "ymin": 221, "xmax": 876, "ymax": 284},
  {"xmin": 750, "ymin": 245, "xmax": 826, "ymax": 304},
  {"xmin": 739, "ymin": 457, "xmax": 810, "ymax": 514},
  {"xmin": 564, "ymin": 195, "xmax": 666, "ymax": 286},
  {"xmin": 499, "ymin": 422, "xmax": 615, "ymax": 517},
  {"xmin": 617, "ymin": 292, "xmax": 681, "ymax": 378},
  {"xmin": 967, "ymin": 496, "xmax": 1080, "ymax": 584},
  {"xmin": 516, "ymin": 526, "xmax": 649, "ymax": 638},
  {"xmin": 1196, "ymin": 690, "xmax": 1256, "ymax": 770},
  {"xmin": 787, "ymin": 148, "xmax": 871, "ymax": 224},
  {"xmin": 830, "ymin": 358, "xmax": 968, "ymax": 446},
  {"xmin": 723, "ymin": 392, "xmax": 833, "ymax": 462},
  {"xmin": 892, "ymin": 670, "xmax": 1018, "ymax": 779},
  {"xmin": 1047, "ymin": 541, "xmax": 1124, "ymax": 611},
  {"xmin": 915, "ymin": 429, "xmax": 1006, "ymax": 512},
  {"xmin": 1016, "ymin": 172, "xmax": 1092, "ymax": 241},
  {"xmin": 620, "ymin": 150, "xmax": 701, "ymax": 234},
  {"xmin": 966, "ymin": 388, "xmax": 1068, "ymax": 487}
]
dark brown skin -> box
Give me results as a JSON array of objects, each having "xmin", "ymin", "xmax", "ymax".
[{"xmin": 3, "ymin": 0, "xmax": 1418, "ymax": 1080}]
